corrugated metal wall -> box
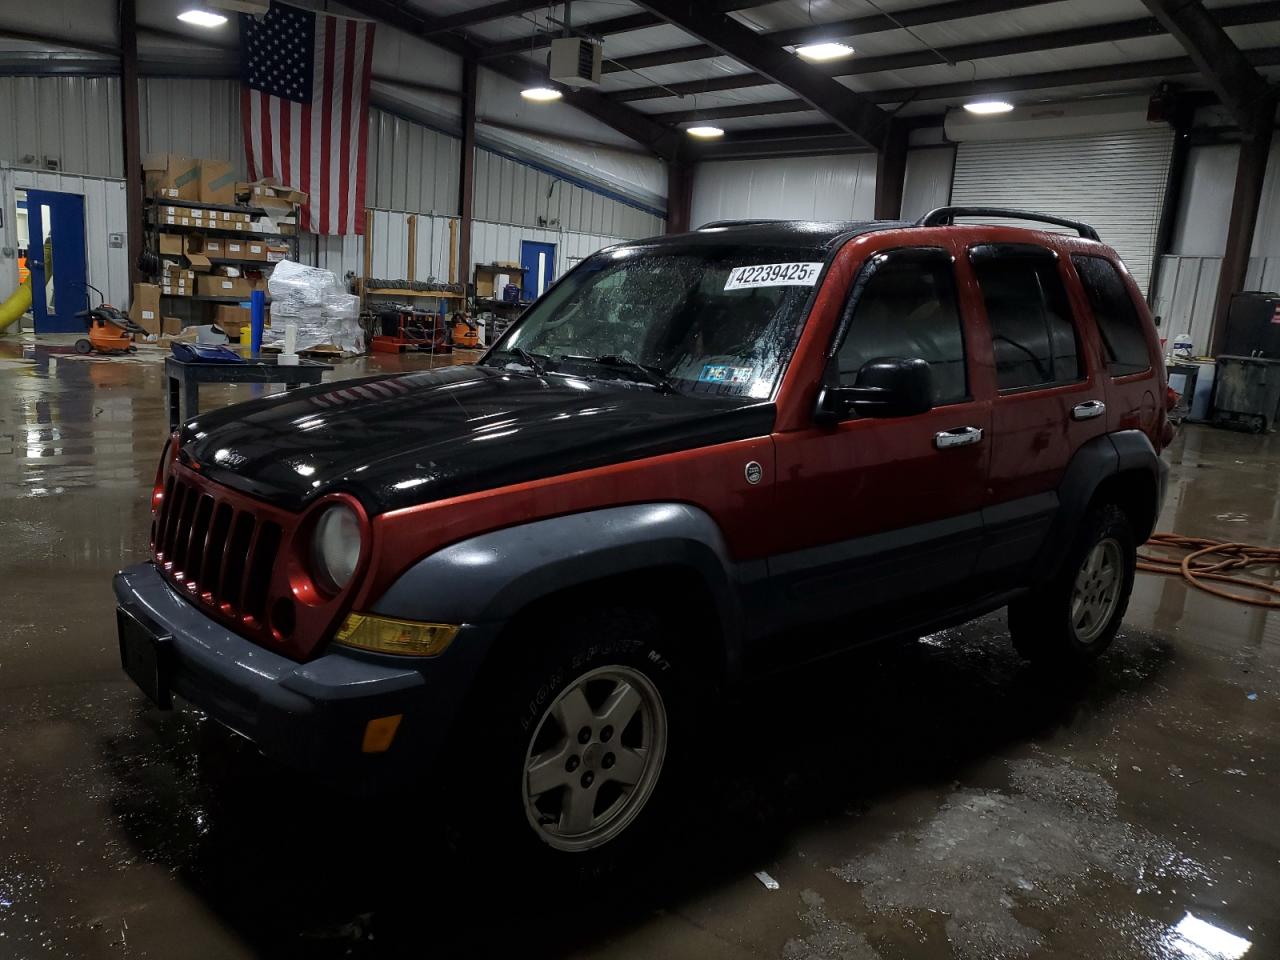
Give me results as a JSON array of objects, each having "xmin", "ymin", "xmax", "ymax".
[
  {"xmin": 901, "ymin": 146, "xmax": 955, "ymax": 220},
  {"xmin": 0, "ymin": 76, "xmax": 123, "ymax": 179},
  {"xmin": 473, "ymin": 148, "xmax": 663, "ymax": 240},
  {"xmin": 471, "ymin": 220, "xmax": 632, "ymax": 276},
  {"xmin": 0, "ymin": 166, "xmax": 131, "ymax": 310},
  {"xmin": 366, "ymin": 110, "xmax": 461, "ymax": 216},
  {"xmin": 1150, "ymin": 255, "xmax": 1280, "ymax": 353},
  {"xmin": 139, "ymin": 78, "xmax": 244, "ymax": 172},
  {"xmin": 689, "ymin": 153, "xmax": 879, "ymax": 227}
]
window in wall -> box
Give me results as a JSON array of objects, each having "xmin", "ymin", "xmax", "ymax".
[
  {"xmin": 971, "ymin": 248, "xmax": 1082, "ymax": 391},
  {"xmin": 837, "ymin": 249, "xmax": 967, "ymax": 405},
  {"xmin": 1072, "ymin": 255, "xmax": 1151, "ymax": 376}
]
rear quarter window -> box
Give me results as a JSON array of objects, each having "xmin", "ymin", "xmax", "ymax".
[{"xmin": 1072, "ymin": 255, "xmax": 1151, "ymax": 377}]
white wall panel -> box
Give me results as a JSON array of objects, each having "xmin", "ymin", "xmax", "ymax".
[
  {"xmin": 474, "ymin": 147, "xmax": 663, "ymax": 240},
  {"xmin": 2, "ymin": 167, "xmax": 130, "ymax": 311},
  {"xmin": 901, "ymin": 146, "xmax": 955, "ymax": 221},
  {"xmin": 952, "ymin": 128, "xmax": 1176, "ymax": 293},
  {"xmin": 139, "ymin": 77, "xmax": 244, "ymax": 173},
  {"xmin": 367, "ymin": 109, "xmax": 461, "ymax": 216},
  {"xmin": 690, "ymin": 154, "xmax": 878, "ymax": 227},
  {"xmin": 0, "ymin": 76, "xmax": 122, "ymax": 179}
]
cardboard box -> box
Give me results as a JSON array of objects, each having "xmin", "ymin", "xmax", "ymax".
[
  {"xmin": 243, "ymin": 242, "xmax": 267, "ymax": 262},
  {"xmin": 203, "ymin": 237, "xmax": 225, "ymax": 257},
  {"xmin": 158, "ymin": 233, "xmax": 184, "ymax": 256},
  {"xmin": 224, "ymin": 240, "xmax": 247, "ymax": 259},
  {"xmin": 162, "ymin": 316, "xmax": 184, "ymax": 336},
  {"xmin": 131, "ymin": 283, "xmax": 162, "ymax": 334},
  {"xmin": 265, "ymin": 243, "xmax": 289, "ymax": 263},
  {"xmin": 144, "ymin": 153, "xmax": 199, "ymax": 200},
  {"xmin": 200, "ymin": 159, "xmax": 237, "ymax": 205},
  {"xmin": 198, "ymin": 274, "xmax": 266, "ymax": 299}
]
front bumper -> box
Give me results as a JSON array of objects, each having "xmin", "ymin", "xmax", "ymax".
[{"xmin": 113, "ymin": 562, "xmax": 491, "ymax": 790}]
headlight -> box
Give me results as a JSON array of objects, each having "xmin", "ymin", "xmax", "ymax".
[{"xmin": 311, "ymin": 504, "xmax": 362, "ymax": 593}]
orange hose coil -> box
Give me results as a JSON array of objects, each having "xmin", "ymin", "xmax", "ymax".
[{"xmin": 1139, "ymin": 534, "xmax": 1280, "ymax": 608}]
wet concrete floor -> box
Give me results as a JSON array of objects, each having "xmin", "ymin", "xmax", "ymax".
[{"xmin": 1, "ymin": 337, "xmax": 1278, "ymax": 959}]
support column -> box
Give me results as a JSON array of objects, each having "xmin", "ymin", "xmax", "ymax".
[
  {"xmin": 874, "ymin": 118, "xmax": 908, "ymax": 220},
  {"xmin": 457, "ymin": 54, "xmax": 477, "ymax": 290},
  {"xmin": 1208, "ymin": 96, "xmax": 1276, "ymax": 356},
  {"xmin": 666, "ymin": 160, "xmax": 692, "ymax": 233},
  {"xmin": 118, "ymin": 0, "xmax": 142, "ymax": 286}
]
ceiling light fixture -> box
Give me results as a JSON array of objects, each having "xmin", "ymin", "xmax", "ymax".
[
  {"xmin": 177, "ymin": 9, "xmax": 228, "ymax": 27},
  {"xmin": 963, "ymin": 99, "xmax": 1015, "ymax": 115},
  {"xmin": 795, "ymin": 41, "xmax": 854, "ymax": 62},
  {"xmin": 521, "ymin": 86, "xmax": 563, "ymax": 102},
  {"xmin": 686, "ymin": 125, "xmax": 724, "ymax": 139}
]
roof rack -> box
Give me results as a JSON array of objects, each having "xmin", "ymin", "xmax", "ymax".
[{"xmin": 915, "ymin": 206, "xmax": 1100, "ymax": 242}]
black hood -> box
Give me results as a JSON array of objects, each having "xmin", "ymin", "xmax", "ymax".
[{"xmin": 179, "ymin": 364, "xmax": 775, "ymax": 513}]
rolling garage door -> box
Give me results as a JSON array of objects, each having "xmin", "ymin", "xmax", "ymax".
[{"xmin": 950, "ymin": 128, "xmax": 1175, "ymax": 295}]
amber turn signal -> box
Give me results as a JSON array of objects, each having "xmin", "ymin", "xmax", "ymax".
[
  {"xmin": 362, "ymin": 714, "xmax": 403, "ymax": 753},
  {"xmin": 333, "ymin": 613, "xmax": 459, "ymax": 657}
]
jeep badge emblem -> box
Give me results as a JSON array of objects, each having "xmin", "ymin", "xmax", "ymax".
[{"xmin": 744, "ymin": 461, "xmax": 763, "ymax": 485}]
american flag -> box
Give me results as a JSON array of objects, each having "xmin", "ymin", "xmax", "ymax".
[{"xmin": 239, "ymin": 3, "xmax": 375, "ymax": 236}]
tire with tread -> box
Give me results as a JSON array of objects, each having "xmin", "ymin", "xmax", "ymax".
[
  {"xmin": 1009, "ymin": 503, "xmax": 1136, "ymax": 668},
  {"xmin": 451, "ymin": 602, "xmax": 695, "ymax": 879}
]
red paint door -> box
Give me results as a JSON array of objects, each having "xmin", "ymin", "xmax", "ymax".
[
  {"xmin": 960, "ymin": 240, "xmax": 1108, "ymax": 574},
  {"xmin": 766, "ymin": 242, "xmax": 992, "ymax": 631}
]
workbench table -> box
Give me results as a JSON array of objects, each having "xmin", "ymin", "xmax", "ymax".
[{"xmin": 165, "ymin": 356, "xmax": 333, "ymax": 431}]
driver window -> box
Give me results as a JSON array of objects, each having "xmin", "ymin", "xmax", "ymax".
[{"xmin": 837, "ymin": 251, "xmax": 968, "ymax": 405}]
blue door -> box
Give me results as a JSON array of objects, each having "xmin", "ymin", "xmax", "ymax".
[
  {"xmin": 520, "ymin": 240, "xmax": 556, "ymax": 302},
  {"xmin": 26, "ymin": 189, "xmax": 88, "ymax": 333}
]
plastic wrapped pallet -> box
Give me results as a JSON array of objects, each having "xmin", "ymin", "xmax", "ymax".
[{"xmin": 265, "ymin": 259, "xmax": 363, "ymax": 354}]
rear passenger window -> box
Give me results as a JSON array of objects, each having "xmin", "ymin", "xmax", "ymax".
[
  {"xmin": 837, "ymin": 250, "xmax": 967, "ymax": 405},
  {"xmin": 1072, "ymin": 255, "xmax": 1151, "ymax": 376},
  {"xmin": 971, "ymin": 249, "xmax": 1083, "ymax": 391}
]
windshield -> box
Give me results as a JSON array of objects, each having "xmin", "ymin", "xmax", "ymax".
[{"xmin": 485, "ymin": 244, "xmax": 827, "ymax": 400}]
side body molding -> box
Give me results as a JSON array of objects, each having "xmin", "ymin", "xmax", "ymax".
[{"xmin": 371, "ymin": 503, "xmax": 746, "ymax": 671}]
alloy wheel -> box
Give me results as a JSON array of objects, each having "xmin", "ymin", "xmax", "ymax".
[
  {"xmin": 1071, "ymin": 537, "xmax": 1123, "ymax": 644},
  {"xmin": 521, "ymin": 665, "xmax": 667, "ymax": 852}
]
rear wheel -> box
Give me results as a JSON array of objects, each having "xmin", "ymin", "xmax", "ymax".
[
  {"xmin": 1009, "ymin": 503, "xmax": 1136, "ymax": 667},
  {"xmin": 74, "ymin": 338, "xmax": 92, "ymax": 354}
]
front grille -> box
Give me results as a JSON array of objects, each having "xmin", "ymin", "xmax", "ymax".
[{"xmin": 152, "ymin": 471, "xmax": 283, "ymax": 625}]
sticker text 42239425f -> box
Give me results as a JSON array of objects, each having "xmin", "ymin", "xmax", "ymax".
[{"xmin": 723, "ymin": 262, "xmax": 823, "ymax": 291}]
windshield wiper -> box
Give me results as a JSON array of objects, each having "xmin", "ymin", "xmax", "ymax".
[
  {"xmin": 561, "ymin": 354, "xmax": 677, "ymax": 394},
  {"xmin": 494, "ymin": 347, "xmax": 548, "ymax": 376}
]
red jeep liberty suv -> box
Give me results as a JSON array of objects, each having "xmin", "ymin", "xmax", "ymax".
[{"xmin": 115, "ymin": 207, "xmax": 1169, "ymax": 863}]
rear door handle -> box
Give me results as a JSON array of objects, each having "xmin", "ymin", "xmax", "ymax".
[
  {"xmin": 935, "ymin": 426, "xmax": 984, "ymax": 449},
  {"xmin": 1072, "ymin": 400, "xmax": 1106, "ymax": 420}
]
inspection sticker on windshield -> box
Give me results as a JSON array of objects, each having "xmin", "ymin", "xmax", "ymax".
[
  {"xmin": 699, "ymin": 364, "xmax": 754, "ymax": 384},
  {"xmin": 724, "ymin": 262, "xmax": 823, "ymax": 290}
]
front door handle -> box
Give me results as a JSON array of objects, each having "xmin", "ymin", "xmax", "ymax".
[
  {"xmin": 935, "ymin": 426, "xmax": 984, "ymax": 449},
  {"xmin": 1072, "ymin": 400, "xmax": 1106, "ymax": 421}
]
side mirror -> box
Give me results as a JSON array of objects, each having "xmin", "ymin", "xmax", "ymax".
[{"xmin": 816, "ymin": 357, "xmax": 934, "ymax": 422}]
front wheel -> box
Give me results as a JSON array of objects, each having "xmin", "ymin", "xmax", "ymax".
[
  {"xmin": 455, "ymin": 604, "xmax": 694, "ymax": 875},
  {"xmin": 1009, "ymin": 503, "xmax": 1136, "ymax": 668},
  {"xmin": 74, "ymin": 338, "xmax": 92, "ymax": 354}
]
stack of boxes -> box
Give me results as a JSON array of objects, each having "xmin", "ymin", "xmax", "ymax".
[{"xmin": 141, "ymin": 153, "xmax": 306, "ymax": 340}]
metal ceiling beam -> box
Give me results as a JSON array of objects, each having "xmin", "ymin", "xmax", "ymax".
[
  {"xmin": 337, "ymin": 0, "xmax": 683, "ymax": 159},
  {"xmin": 610, "ymin": 0, "xmax": 1280, "ymax": 102},
  {"xmin": 601, "ymin": 0, "xmax": 1051, "ymax": 75},
  {"xmin": 478, "ymin": 0, "xmax": 777, "ymax": 59},
  {"xmin": 631, "ymin": 0, "xmax": 890, "ymax": 149},
  {"xmin": 418, "ymin": 0, "xmax": 553, "ymax": 35},
  {"xmin": 1140, "ymin": 0, "xmax": 1275, "ymax": 128}
]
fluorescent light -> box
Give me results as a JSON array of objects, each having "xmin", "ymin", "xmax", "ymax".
[
  {"xmin": 964, "ymin": 99, "xmax": 1015, "ymax": 115},
  {"xmin": 795, "ymin": 41, "xmax": 854, "ymax": 62},
  {"xmin": 521, "ymin": 86, "xmax": 562, "ymax": 102},
  {"xmin": 177, "ymin": 9, "xmax": 228, "ymax": 27},
  {"xmin": 686, "ymin": 125, "xmax": 724, "ymax": 139}
]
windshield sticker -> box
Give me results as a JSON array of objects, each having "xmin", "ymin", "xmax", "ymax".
[
  {"xmin": 724, "ymin": 262, "xmax": 823, "ymax": 290},
  {"xmin": 699, "ymin": 364, "xmax": 755, "ymax": 385}
]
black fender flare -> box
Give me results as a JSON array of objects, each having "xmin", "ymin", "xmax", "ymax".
[
  {"xmin": 370, "ymin": 503, "xmax": 745, "ymax": 676},
  {"xmin": 1034, "ymin": 429, "xmax": 1164, "ymax": 580}
]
